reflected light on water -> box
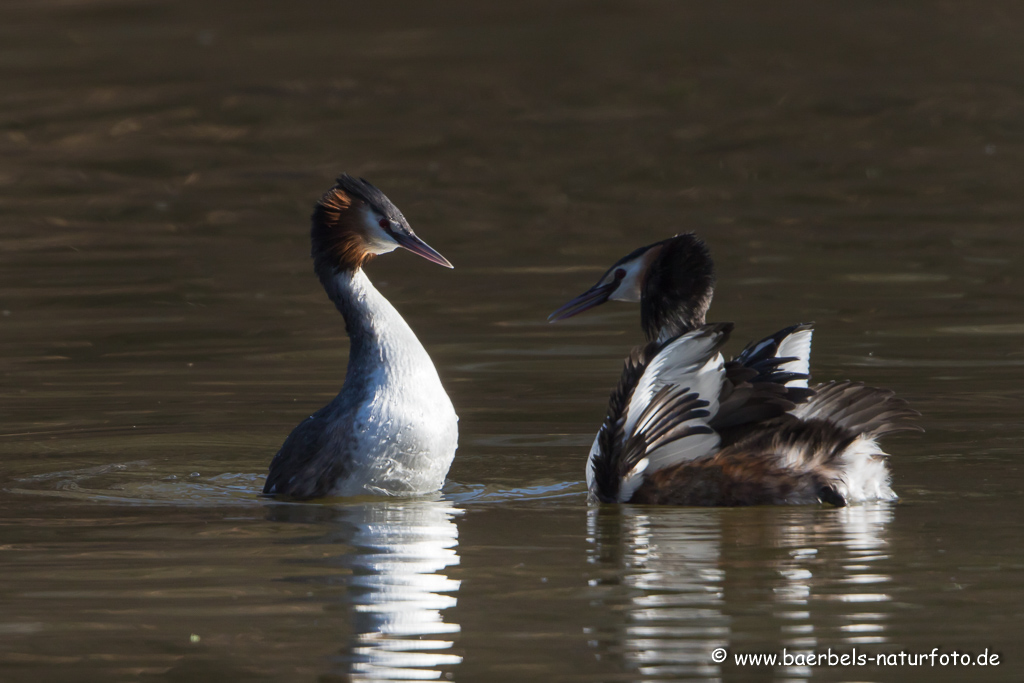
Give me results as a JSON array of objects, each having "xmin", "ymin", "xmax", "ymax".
[
  {"xmin": 337, "ymin": 500, "xmax": 462, "ymax": 682},
  {"xmin": 587, "ymin": 507, "xmax": 728, "ymax": 681},
  {"xmin": 773, "ymin": 503, "xmax": 894, "ymax": 681},
  {"xmin": 833, "ymin": 504, "xmax": 895, "ymax": 647},
  {"xmin": 587, "ymin": 503, "xmax": 895, "ymax": 682}
]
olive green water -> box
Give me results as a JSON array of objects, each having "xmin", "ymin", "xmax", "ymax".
[{"xmin": 2, "ymin": 2, "xmax": 1023, "ymax": 681}]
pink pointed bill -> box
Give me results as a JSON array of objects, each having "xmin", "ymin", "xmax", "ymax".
[{"xmin": 393, "ymin": 231, "xmax": 454, "ymax": 268}]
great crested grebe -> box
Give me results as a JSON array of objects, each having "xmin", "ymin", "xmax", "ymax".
[
  {"xmin": 550, "ymin": 233, "xmax": 920, "ymax": 507},
  {"xmin": 263, "ymin": 175, "xmax": 458, "ymax": 499}
]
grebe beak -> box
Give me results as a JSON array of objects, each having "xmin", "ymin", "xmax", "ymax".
[
  {"xmin": 548, "ymin": 281, "xmax": 617, "ymax": 322},
  {"xmin": 392, "ymin": 230, "xmax": 454, "ymax": 269}
]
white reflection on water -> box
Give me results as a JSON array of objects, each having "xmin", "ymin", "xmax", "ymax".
[
  {"xmin": 833, "ymin": 502, "xmax": 894, "ymax": 648},
  {"xmin": 587, "ymin": 503, "xmax": 894, "ymax": 683},
  {"xmin": 587, "ymin": 506, "xmax": 729, "ymax": 681},
  {"xmin": 772, "ymin": 503, "xmax": 893, "ymax": 682},
  {"xmin": 335, "ymin": 500, "xmax": 462, "ymax": 682}
]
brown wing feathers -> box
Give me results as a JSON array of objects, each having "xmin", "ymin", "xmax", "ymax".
[{"xmin": 794, "ymin": 381, "xmax": 922, "ymax": 439}]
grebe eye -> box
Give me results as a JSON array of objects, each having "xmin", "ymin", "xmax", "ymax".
[
  {"xmin": 615, "ymin": 268, "xmax": 626, "ymax": 280},
  {"xmin": 379, "ymin": 218, "xmax": 389, "ymax": 230}
]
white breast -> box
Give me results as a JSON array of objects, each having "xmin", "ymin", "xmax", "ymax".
[{"xmin": 329, "ymin": 270, "xmax": 459, "ymax": 496}]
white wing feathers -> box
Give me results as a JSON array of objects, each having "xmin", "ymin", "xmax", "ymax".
[
  {"xmin": 617, "ymin": 327, "xmax": 728, "ymax": 498},
  {"xmin": 617, "ymin": 426, "xmax": 719, "ymax": 503},
  {"xmin": 776, "ymin": 328, "xmax": 813, "ymax": 388},
  {"xmin": 624, "ymin": 327, "xmax": 726, "ymax": 437}
]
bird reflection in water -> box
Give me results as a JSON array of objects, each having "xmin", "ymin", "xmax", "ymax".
[
  {"xmin": 345, "ymin": 500, "xmax": 462, "ymax": 681},
  {"xmin": 772, "ymin": 502, "xmax": 894, "ymax": 682},
  {"xmin": 269, "ymin": 499, "xmax": 462, "ymax": 681},
  {"xmin": 587, "ymin": 503, "xmax": 894, "ymax": 682},
  {"xmin": 587, "ymin": 506, "xmax": 729, "ymax": 680}
]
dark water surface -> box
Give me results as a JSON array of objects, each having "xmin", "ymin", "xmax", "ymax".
[{"xmin": 2, "ymin": 1, "xmax": 1023, "ymax": 681}]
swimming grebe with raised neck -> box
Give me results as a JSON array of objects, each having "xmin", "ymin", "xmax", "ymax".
[
  {"xmin": 263, "ymin": 175, "xmax": 458, "ymax": 499},
  {"xmin": 550, "ymin": 233, "xmax": 919, "ymax": 507}
]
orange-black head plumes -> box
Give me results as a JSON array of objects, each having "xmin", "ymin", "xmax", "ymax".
[{"xmin": 311, "ymin": 174, "xmax": 453, "ymax": 279}]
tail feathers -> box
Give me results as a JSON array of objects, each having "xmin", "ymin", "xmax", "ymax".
[
  {"xmin": 836, "ymin": 435, "xmax": 898, "ymax": 503},
  {"xmin": 713, "ymin": 420, "xmax": 894, "ymax": 505},
  {"xmin": 682, "ymin": 379, "xmax": 920, "ymax": 505},
  {"xmin": 784, "ymin": 381, "xmax": 921, "ymax": 503},
  {"xmin": 792, "ymin": 381, "xmax": 923, "ymax": 439}
]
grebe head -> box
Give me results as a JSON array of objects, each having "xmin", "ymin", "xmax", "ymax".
[
  {"xmin": 549, "ymin": 233, "xmax": 715, "ymax": 342},
  {"xmin": 312, "ymin": 174, "xmax": 453, "ymax": 276}
]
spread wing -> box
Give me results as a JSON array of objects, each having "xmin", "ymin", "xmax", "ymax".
[
  {"xmin": 590, "ymin": 323, "xmax": 732, "ymax": 502},
  {"xmin": 713, "ymin": 324, "xmax": 816, "ymax": 433}
]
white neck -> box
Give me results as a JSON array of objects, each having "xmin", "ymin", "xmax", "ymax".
[
  {"xmin": 326, "ymin": 268, "xmax": 434, "ymax": 382},
  {"xmin": 320, "ymin": 267, "xmax": 458, "ymax": 496}
]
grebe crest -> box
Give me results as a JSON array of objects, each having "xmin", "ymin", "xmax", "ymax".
[{"xmin": 312, "ymin": 174, "xmax": 452, "ymax": 275}]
